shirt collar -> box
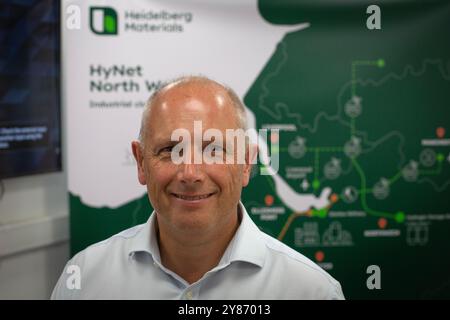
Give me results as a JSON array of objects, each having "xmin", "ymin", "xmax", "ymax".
[
  {"xmin": 127, "ymin": 209, "xmax": 161, "ymax": 263},
  {"xmin": 128, "ymin": 201, "xmax": 266, "ymax": 268},
  {"xmin": 220, "ymin": 202, "xmax": 266, "ymax": 268}
]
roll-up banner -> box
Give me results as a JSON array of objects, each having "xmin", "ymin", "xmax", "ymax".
[{"xmin": 63, "ymin": 0, "xmax": 450, "ymax": 298}]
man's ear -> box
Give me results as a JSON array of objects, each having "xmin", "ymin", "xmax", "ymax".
[
  {"xmin": 242, "ymin": 143, "xmax": 258, "ymax": 187},
  {"xmin": 131, "ymin": 141, "xmax": 147, "ymax": 185}
]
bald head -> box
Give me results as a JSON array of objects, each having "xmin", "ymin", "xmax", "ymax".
[{"xmin": 138, "ymin": 76, "xmax": 247, "ymax": 149}]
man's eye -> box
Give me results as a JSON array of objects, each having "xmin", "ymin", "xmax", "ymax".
[
  {"xmin": 206, "ymin": 144, "xmax": 223, "ymax": 153},
  {"xmin": 159, "ymin": 146, "xmax": 174, "ymax": 153},
  {"xmin": 211, "ymin": 145, "xmax": 224, "ymax": 151}
]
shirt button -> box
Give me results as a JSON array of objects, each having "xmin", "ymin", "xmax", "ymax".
[{"xmin": 185, "ymin": 291, "xmax": 193, "ymax": 300}]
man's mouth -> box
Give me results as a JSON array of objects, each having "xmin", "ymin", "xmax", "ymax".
[{"xmin": 171, "ymin": 192, "xmax": 216, "ymax": 201}]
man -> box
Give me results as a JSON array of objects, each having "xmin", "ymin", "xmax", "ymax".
[{"xmin": 51, "ymin": 76, "xmax": 344, "ymax": 299}]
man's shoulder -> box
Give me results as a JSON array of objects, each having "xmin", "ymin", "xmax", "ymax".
[
  {"xmin": 260, "ymin": 231, "xmax": 325, "ymax": 273},
  {"xmin": 51, "ymin": 223, "xmax": 148, "ymax": 299},
  {"xmin": 258, "ymin": 231, "xmax": 344, "ymax": 299}
]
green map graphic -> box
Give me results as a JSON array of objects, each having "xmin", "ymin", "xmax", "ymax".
[
  {"xmin": 242, "ymin": 0, "xmax": 450, "ymax": 298},
  {"xmin": 70, "ymin": 0, "xmax": 450, "ymax": 299}
]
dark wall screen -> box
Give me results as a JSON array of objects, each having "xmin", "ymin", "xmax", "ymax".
[{"xmin": 0, "ymin": 0, "xmax": 61, "ymax": 179}]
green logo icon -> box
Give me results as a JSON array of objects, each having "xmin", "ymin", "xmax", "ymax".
[{"xmin": 90, "ymin": 7, "xmax": 118, "ymax": 35}]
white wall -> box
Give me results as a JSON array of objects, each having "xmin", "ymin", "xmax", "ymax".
[{"xmin": 0, "ymin": 172, "xmax": 69, "ymax": 300}]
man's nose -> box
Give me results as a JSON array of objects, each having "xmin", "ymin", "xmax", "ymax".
[
  {"xmin": 178, "ymin": 163, "xmax": 204, "ymax": 184},
  {"xmin": 177, "ymin": 145, "xmax": 205, "ymax": 184}
]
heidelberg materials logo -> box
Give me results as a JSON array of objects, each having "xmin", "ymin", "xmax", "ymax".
[{"xmin": 90, "ymin": 7, "xmax": 118, "ymax": 35}]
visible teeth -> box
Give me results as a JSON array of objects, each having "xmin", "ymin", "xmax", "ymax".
[{"xmin": 174, "ymin": 194, "xmax": 211, "ymax": 200}]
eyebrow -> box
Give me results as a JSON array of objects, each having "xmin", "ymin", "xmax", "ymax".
[
  {"xmin": 151, "ymin": 140, "xmax": 178, "ymax": 151},
  {"xmin": 151, "ymin": 138, "xmax": 223, "ymax": 151}
]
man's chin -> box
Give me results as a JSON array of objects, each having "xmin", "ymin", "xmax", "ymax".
[{"xmin": 170, "ymin": 212, "xmax": 214, "ymax": 233}]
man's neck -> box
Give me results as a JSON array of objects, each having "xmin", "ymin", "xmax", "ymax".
[{"xmin": 156, "ymin": 208, "xmax": 241, "ymax": 284}]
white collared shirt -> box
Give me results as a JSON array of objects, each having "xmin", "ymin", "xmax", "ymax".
[{"xmin": 51, "ymin": 202, "xmax": 345, "ymax": 300}]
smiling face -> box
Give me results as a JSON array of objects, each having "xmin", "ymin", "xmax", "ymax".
[{"xmin": 132, "ymin": 80, "xmax": 253, "ymax": 236}]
